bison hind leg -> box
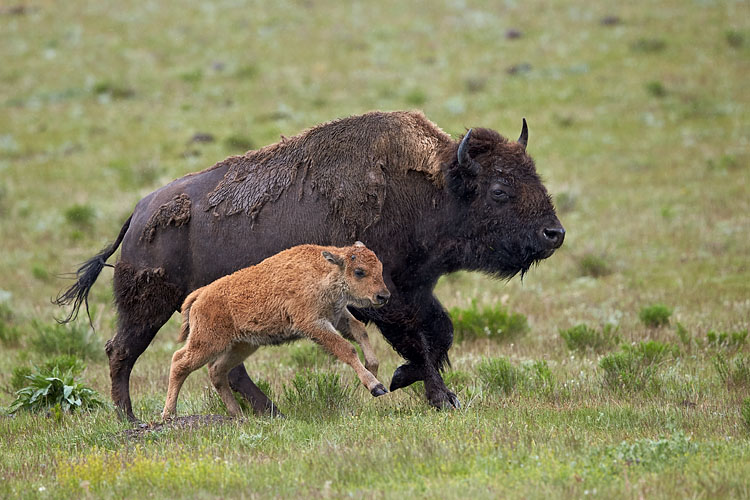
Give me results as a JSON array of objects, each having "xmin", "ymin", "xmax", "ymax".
[
  {"xmin": 208, "ymin": 343, "xmax": 258, "ymax": 418},
  {"xmin": 109, "ymin": 262, "xmax": 184, "ymax": 422}
]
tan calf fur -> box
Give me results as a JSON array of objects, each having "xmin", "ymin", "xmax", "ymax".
[{"xmin": 162, "ymin": 242, "xmax": 390, "ymax": 419}]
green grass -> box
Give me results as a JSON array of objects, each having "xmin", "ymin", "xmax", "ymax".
[
  {"xmin": 560, "ymin": 323, "xmax": 620, "ymax": 352},
  {"xmin": 1, "ymin": 0, "xmax": 749, "ymax": 497},
  {"xmin": 450, "ymin": 300, "xmax": 529, "ymax": 343}
]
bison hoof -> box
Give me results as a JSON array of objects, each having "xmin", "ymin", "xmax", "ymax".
[
  {"xmin": 428, "ymin": 389, "xmax": 461, "ymax": 410},
  {"xmin": 370, "ymin": 384, "xmax": 388, "ymax": 397},
  {"xmin": 389, "ymin": 364, "xmax": 419, "ymax": 391}
]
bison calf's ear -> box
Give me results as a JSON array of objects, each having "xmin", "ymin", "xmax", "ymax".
[
  {"xmin": 353, "ymin": 241, "xmax": 365, "ymax": 248},
  {"xmin": 322, "ymin": 251, "xmax": 344, "ymax": 268}
]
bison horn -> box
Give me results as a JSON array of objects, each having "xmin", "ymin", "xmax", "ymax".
[
  {"xmin": 457, "ymin": 128, "xmax": 473, "ymax": 167},
  {"xmin": 518, "ymin": 118, "xmax": 528, "ymax": 150}
]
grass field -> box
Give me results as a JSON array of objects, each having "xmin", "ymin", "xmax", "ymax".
[{"xmin": 1, "ymin": 0, "xmax": 749, "ymax": 498}]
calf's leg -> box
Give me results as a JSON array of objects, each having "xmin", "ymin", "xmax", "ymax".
[
  {"xmin": 162, "ymin": 343, "xmax": 214, "ymax": 420},
  {"xmin": 306, "ymin": 320, "xmax": 387, "ymax": 396},
  {"xmin": 337, "ymin": 312, "xmax": 379, "ymax": 377}
]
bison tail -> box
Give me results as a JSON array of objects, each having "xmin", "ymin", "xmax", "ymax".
[
  {"xmin": 178, "ymin": 288, "xmax": 202, "ymax": 343},
  {"xmin": 53, "ymin": 214, "xmax": 133, "ymax": 328}
]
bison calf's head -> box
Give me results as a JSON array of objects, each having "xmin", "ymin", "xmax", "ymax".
[
  {"xmin": 443, "ymin": 119, "xmax": 565, "ymax": 278},
  {"xmin": 323, "ymin": 241, "xmax": 390, "ymax": 309}
]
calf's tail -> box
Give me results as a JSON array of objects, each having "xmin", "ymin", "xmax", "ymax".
[
  {"xmin": 54, "ymin": 214, "xmax": 132, "ymax": 326},
  {"xmin": 178, "ymin": 288, "xmax": 203, "ymax": 343}
]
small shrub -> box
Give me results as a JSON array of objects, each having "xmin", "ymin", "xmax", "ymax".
[
  {"xmin": 713, "ymin": 353, "xmax": 750, "ymax": 390},
  {"xmin": 725, "ymin": 30, "xmax": 744, "ymax": 48},
  {"xmin": 477, "ymin": 357, "xmax": 519, "ymax": 395},
  {"xmin": 8, "ymin": 365, "xmax": 105, "ymax": 414},
  {"xmin": 254, "ymin": 377, "xmax": 274, "ymax": 403},
  {"xmin": 10, "ymin": 366, "xmax": 32, "ymax": 392},
  {"xmin": 741, "ymin": 398, "xmax": 750, "ymax": 430},
  {"xmin": 63, "ymin": 203, "xmax": 96, "ymax": 227},
  {"xmin": 282, "ymin": 370, "xmax": 355, "ymax": 418},
  {"xmin": 288, "ymin": 343, "xmax": 331, "ymax": 369},
  {"xmin": 560, "ymin": 323, "xmax": 619, "ymax": 352},
  {"xmin": 555, "ymin": 191, "xmax": 577, "ymax": 213},
  {"xmin": 31, "ymin": 263, "xmax": 49, "ymax": 281},
  {"xmin": 443, "ymin": 369, "xmax": 472, "ymax": 390},
  {"xmin": 92, "ymin": 81, "xmax": 135, "ymax": 99},
  {"xmin": 706, "ymin": 329, "xmax": 748, "ymax": 350},
  {"xmin": 645, "ymin": 80, "xmax": 667, "ymax": 98},
  {"xmin": 404, "ymin": 88, "xmax": 427, "ymax": 106},
  {"xmin": 609, "ymin": 431, "xmax": 697, "ymax": 470},
  {"xmin": 41, "ymin": 354, "xmax": 87, "ymax": 375},
  {"xmin": 639, "ymin": 303, "xmax": 672, "ymax": 328},
  {"xmin": 179, "ymin": 69, "xmax": 203, "ymax": 83},
  {"xmin": 29, "ymin": 321, "xmax": 102, "ymax": 361},
  {"xmin": 675, "ymin": 322, "xmax": 692, "ymax": 348},
  {"xmin": 630, "ymin": 37, "xmax": 667, "ymax": 53},
  {"xmin": 224, "ymin": 134, "xmax": 254, "ymax": 152},
  {"xmin": 450, "ymin": 300, "xmax": 529, "ymax": 343},
  {"xmin": 234, "ymin": 64, "xmax": 259, "ymax": 79},
  {"xmin": 577, "ymin": 253, "xmax": 611, "ymax": 278},
  {"xmin": 520, "ymin": 360, "xmax": 555, "ymax": 395},
  {"xmin": 0, "ymin": 302, "xmax": 21, "ymax": 347},
  {"xmin": 600, "ymin": 340, "xmax": 675, "ymax": 391}
]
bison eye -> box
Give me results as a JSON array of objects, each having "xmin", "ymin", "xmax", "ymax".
[
  {"xmin": 354, "ymin": 268, "xmax": 366, "ymax": 278},
  {"xmin": 491, "ymin": 188, "xmax": 509, "ymax": 202}
]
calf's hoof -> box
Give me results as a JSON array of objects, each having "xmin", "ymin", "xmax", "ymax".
[{"xmin": 370, "ymin": 384, "xmax": 388, "ymax": 397}]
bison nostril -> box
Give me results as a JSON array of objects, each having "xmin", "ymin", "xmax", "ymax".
[{"xmin": 542, "ymin": 227, "xmax": 565, "ymax": 248}]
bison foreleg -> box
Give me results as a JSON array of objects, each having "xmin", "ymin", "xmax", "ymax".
[{"xmin": 373, "ymin": 291, "xmax": 460, "ymax": 409}]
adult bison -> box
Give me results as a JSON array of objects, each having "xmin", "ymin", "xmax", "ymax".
[{"xmin": 56, "ymin": 110, "xmax": 564, "ymax": 421}]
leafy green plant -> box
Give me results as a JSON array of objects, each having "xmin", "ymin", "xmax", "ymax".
[
  {"xmin": 713, "ymin": 353, "xmax": 750, "ymax": 390},
  {"xmin": 8, "ymin": 366, "xmax": 105, "ymax": 414},
  {"xmin": 282, "ymin": 370, "xmax": 355, "ymax": 418},
  {"xmin": 29, "ymin": 321, "xmax": 102, "ymax": 360},
  {"xmin": 639, "ymin": 304, "xmax": 672, "ymax": 328},
  {"xmin": 706, "ymin": 329, "xmax": 748, "ymax": 350},
  {"xmin": 477, "ymin": 357, "xmax": 519, "ymax": 395},
  {"xmin": 560, "ymin": 323, "xmax": 620, "ymax": 352},
  {"xmin": 450, "ymin": 301, "xmax": 528, "ymax": 343},
  {"xmin": 600, "ymin": 340, "xmax": 675, "ymax": 391}
]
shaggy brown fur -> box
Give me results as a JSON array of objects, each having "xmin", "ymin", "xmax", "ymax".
[
  {"xmin": 206, "ymin": 111, "xmax": 450, "ymax": 236},
  {"xmin": 140, "ymin": 193, "xmax": 191, "ymax": 243},
  {"xmin": 161, "ymin": 242, "xmax": 391, "ymax": 419}
]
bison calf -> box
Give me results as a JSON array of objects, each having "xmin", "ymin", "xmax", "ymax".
[{"xmin": 161, "ymin": 242, "xmax": 390, "ymax": 419}]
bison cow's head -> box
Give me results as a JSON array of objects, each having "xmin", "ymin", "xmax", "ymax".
[{"xmin": 443, "ymin": 120, "xmax": 565, "ymax": 278}]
